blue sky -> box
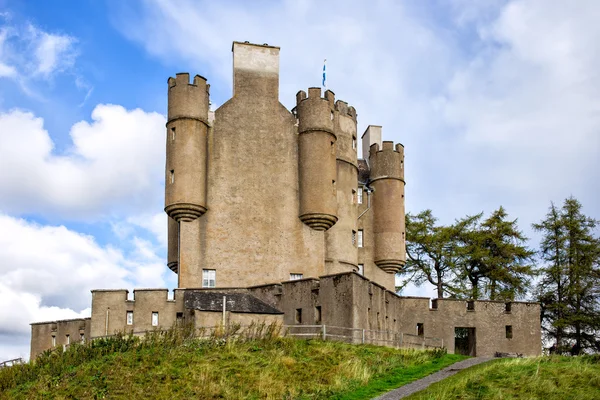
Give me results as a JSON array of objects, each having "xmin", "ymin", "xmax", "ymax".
[{"xmin": 1, "ymin": 0, "xmax": 599, "ymax": 360}]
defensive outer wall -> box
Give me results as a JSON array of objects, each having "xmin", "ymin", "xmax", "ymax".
[{"xmin": 31, "ymin": 272, "xmax": 541, "ymax": 359}]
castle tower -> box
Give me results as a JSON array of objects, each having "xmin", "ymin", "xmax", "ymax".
[
  {"xmin": 165, "ymin": 73, "xmax": 210, "ymax": 287},
  {"xmin": 296, "ymin": 88, "xmax": 338, "ymax": 231},
  {"xmin": 324, "ymin": 100, "xmax": 359, "ymax": 274},
  {"xmin": 167, "ymin": 216, "xmax": 178, "ymax": 273},
  {"xmin": 369, "ymin": 141, "xmax": 406, "ymax": 273}
]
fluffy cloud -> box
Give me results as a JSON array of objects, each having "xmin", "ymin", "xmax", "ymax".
[
  {"xmin": 0, "ymin": 214, "xmax": 171, "ymax": 360},
  {"xmin": 0, "ymin": 105, "xmax": 166, "ymax": 219},
  {"xmin": 0, "ymin": 20, "xmax": 77, "ymax": 79}
]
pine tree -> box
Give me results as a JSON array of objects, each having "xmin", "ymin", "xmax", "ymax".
[
  {"xmin": 534, "ymin": 197, "xmax": 600, "ymax": 353},
  {"xmin": 400, "ymin": 210, "xmax": 462, "ymax": 298},
  {"xmin": 532, "ymin": 203, "xmax": 568, "ymax": 351},
  {"xmin": 456, "ymin": 207, "xmax": 534, "ymax": 300}
]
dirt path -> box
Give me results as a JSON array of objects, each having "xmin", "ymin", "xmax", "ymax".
[{"xmin": 372, "ymin": 357, "xmax": 494, "ymax": 400}]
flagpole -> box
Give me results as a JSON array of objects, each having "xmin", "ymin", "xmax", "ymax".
[{"xmin": 322, "ymin": 59, "xmax": 327, "ymax": 90}]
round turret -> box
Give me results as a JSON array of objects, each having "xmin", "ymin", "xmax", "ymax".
[
  {"xmin": 167, "ymin": 216, "xmax": 178, "ymax": 273},
  {"xmin": 165, "ymin": 73, "xmax": 209, "ymax": 221},
  {"xmin": 369, "ymin": 142, "xmax": 406, "ymax": 273},
  {"xmin": 324, "ymin": 99, "xmax": 359, "ymax": 274},
  {"xmin": 296, "ymin": 88, "xmax": 338, "ymax": 231}
]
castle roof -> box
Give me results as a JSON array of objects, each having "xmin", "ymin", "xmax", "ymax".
[
  {"xmin": 358, "ymin": 159, "xmax": 370, "ymax": 184},
  {"xmin": 183, "ymin": 291, "xmax": 283, "ymax": 314}
]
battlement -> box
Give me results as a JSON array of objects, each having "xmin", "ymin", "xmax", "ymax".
[
  {"xmin": 368, "ymin": 141, "xmax": 404, "ymax": 182},
  {"xmin": 295, "ymin": 87, "xmax": 336, "ymax": 135},
  {"xmin": 334, "ymin": 100, "xmax": 357, "ymax": 121},
  {"xmin": 296, "ymin": 87, "xmax": 335, "ymax": 107},
  {"xmin": 369, "ymin": 141, "xmax": 404, "ymax": 156},
  {"xmin": 167, "ymin": 73, "xmax": 208, "ymax": 89},
  {"xmin": 167, "ymin": 72, "xmax": 210, "ymax": 123}
]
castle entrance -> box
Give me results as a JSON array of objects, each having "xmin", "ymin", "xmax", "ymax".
[{"xmin": 454, "ymin": 327, "xmax": 476, "ymax": 356}]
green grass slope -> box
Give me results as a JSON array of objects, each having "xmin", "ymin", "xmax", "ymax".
[
  {"xmin": 0, "ymin": 327, "xmax": 464, "ymax": 399},
  {"xmin": 406, "ymin": 356, "xmax": 600, "ymax": 400}
]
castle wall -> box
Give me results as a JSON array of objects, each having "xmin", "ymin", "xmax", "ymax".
[
  {"xmin": 341, "ymin": 273, "xmax": 541, "ymax": 356},
  {"xmin": 90, "ymin": 289, "xmax": 184, "ymax": 338},
  {"xmin": 30, "ymin": 318, "xmax": 90, "ymax": 360},
  {"xmin": 31, "ymin": 273, "xmax": 541, "ymax": 358},
  {"xmin": 197, "ymin": 43, "xmax": 325, "ymax": 287}
]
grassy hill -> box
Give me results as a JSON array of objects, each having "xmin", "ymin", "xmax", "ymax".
[
  {"xmin": 406, "ymin": 355, "xmax": 600, "ymax": 400},
  {"xmin": 0, "ymin": 325, "xmax": 463, "ymax": 399}
]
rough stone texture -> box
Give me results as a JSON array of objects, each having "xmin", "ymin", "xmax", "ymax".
[
  {"xmin": 30, "ymin": 318, "xmax": 90, "ymax": 360},
  {"xmin": 370, "ymin": 142, "xmax": 406, "ymax": 273},
  {"xmin": 325, "ymin": 106, "xmax": 359, "ymax": 274},
  {"xmin": 31, "ymin": 273, "xmax": 541, "ymax": 358},
  {"xmin": 89, "ymin": 289, "xmax": 184, "ymax": 338},
  {"xmin": 166, "ymin": 42, "xmax": 403, "ymax": 289},
  {"xmin": 167, "ymin": 216, "xmax": 178, "ymax": 273},
  {"xmin": 373, "ymin": 357, "xmax": 494, "ymax": 400}
]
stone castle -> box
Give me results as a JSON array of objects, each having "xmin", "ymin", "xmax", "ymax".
[{"xmin": 30, "ymin": 42, "xmax": 541, "ymax": 359}]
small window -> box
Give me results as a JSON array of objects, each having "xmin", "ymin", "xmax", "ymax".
[
  {"xmin": 202, "ymin": 269, "xmax": 216, "ymax": 288},
  {"xmin": 331, "ymin": 141, "xmax": 335, "ymax": 155},
  {"xmin": 51, "ymin": 335, "xmax": 56, "ymax": 347},
  {"xmin": 506, "ymin": 325, "xmax": 513, "ymax": 339},
  {"xmin": 467, "ymin": 300, "xmax": 475, "ymax": 311},
  {"xmin": 352, "ymin": 230, "xmax": 356, "ymax": 246},
  {"xmin": 170, "ymin": 169, "xmax": 175, "ymax": 184},
  {"xmin": 295, "ymin": 308, "xmax": 302, "ymax": 324},
  {"xmin": 127, "ymin": 310, "xmax": 134, "ymax": 325},
  {"xmin": 152, "ymin": 312, "xmax": 159, "ymax": 327},
  {"xmin": 171, "ymin": 127, "xmax": 176, "ymax": 141},
  {"xmin": 352, "ymin": 189, "xmax": 356, "ymax": 204},
  {"xmin": 290, "ymin": 273, "xmax": 303, "ymax": 281},
  {"xmin": 332, "ymin": 179, "xmax": 336, "ymax": 195},
  {"xmin": 176, "ymin": 312, "xmax": 184, "ymax": 325},
  {"xmin": 66, "ymin": 334, "xmax": 70, "ymax": 345},
  {"xmin": 330, "ymin": 111, "xmax": 334, "ymax": 121},
  {"xmin": 352, "ymin": 136, "xmax": 357, "ymax": 150},
  {"xmin": 357, "ymin": 230, "xmax": 364, "ymax": 248},
  {"xmin": 505, "ymin": 302, "xmax": 512, "ymax": 313},
  {"xmin": 417, "ymin": 323, "xmax": 424, "ymax": 336},
  {"xmin": 357, "ymin": 264, "xmax": 364, "ymax": 275},
  {"xmin": 80, "ymin": 333, "xmax": 85, "ymax": 343},
  {"xmin": 357, "ymin": 187, "xmax": 363, "ymax": 204},
  {"xmin": 315, "ymin": 306, "xmax": 322, "ymax": 324}
]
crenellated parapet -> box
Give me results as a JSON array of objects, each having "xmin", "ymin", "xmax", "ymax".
[
  {"xmin": 296, "ymin": 88, "xmax": 338, "ymax": 231},
  {"xmin": 165, "ymin": 73, "xmax": 210, "ymax": 222},
  {"xmin": 333, "ymin": 100, "xmax": 358, "ymax": 167},
  {"xmin": 369, "ymin": 142, "xmax": 404, "ymax": 183},
  {"xmin": 369, "ymin": 141, "xmax": 406, "ymax": 274}
]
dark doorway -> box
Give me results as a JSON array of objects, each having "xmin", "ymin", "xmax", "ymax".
[{"xmin": 455, "ymin": 327, "xmax": 476, "ymax": 356}]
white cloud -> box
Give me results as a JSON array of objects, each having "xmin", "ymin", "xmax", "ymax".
[
  {"xmin": 28, "ymin": 24, "xmax": 77, "ymax": 78},
  {"xmin": 0, "ymin": 214, "xmax": 170, "ymax": 360},
  {"xmin": 0, "ymin": 17, "xmax": 85, "ymax": 100},
  {"xmin": 0, "ymin": 105, "xmax": 166, "ymax": 219}
]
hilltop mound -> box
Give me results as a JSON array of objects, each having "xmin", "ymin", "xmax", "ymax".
[{"xmin": 0, "ymin": 328, "xmax": 461, "ymax": 399}]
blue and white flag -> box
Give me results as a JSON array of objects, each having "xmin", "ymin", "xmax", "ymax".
[{"xmin": 322, "ymin": 59, "xmax": 327, "ymax": 88}]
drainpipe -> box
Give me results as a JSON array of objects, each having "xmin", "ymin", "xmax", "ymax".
[
  {"xmin": 222, "ymin": 296, "xmax": 227, "ymax": 328},
  {"xmin": 105, "ymin": 308, "xmax": 110, "ymax": 336},
  {"xmin": 358, "ymin": 186, "xmax": 374, "ymax": 220}
]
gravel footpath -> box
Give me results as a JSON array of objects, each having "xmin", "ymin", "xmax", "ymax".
[{"xmin": 372, "ymin": 357, "xmax": 494, "ymax": 400}]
